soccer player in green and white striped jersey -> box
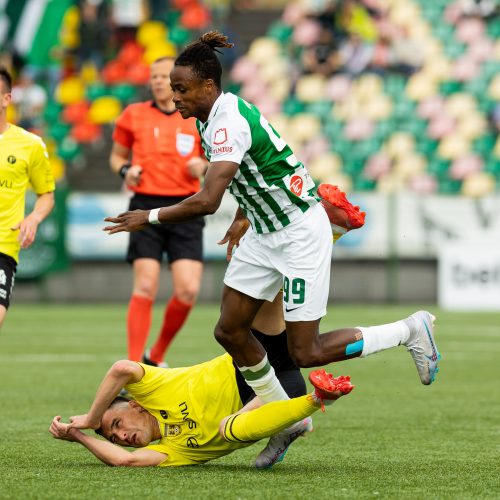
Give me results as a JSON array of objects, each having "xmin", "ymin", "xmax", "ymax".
[{"xmin": 104, "ymin": 31, "xmax": 439, "ymax": 469}]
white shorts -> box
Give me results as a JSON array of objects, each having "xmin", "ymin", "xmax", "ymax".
[{"xmin": 224, "ymin": 203, "xmax": 333, "ymax": 321}]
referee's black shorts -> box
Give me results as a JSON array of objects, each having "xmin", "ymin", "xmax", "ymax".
[
  {"xmin": 235, "ymin": 329, "xmax": 307, "ymax": 404},
  {"xmin": 126, "ymin": 193, "xmax": 205, "ymax": 264},
  {"xmin": 0, "ymin": 252, "xmax": 17, "ymax": 309}
]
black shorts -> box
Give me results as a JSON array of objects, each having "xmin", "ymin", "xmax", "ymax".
[
  {"xmin": 126, "ymin": 194, "xmax": 205, "ymax": 264},
  {"xmin": 234, "ymin": 329, "xmax": 306, "ymax": 405},
  {"xmin": 0, "ymin": 253, "xmax": 17, "ymax": 309}
]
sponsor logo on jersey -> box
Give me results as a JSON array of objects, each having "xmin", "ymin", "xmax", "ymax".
[
  {"xmin": 176, "ymin": 133, "xmax": 195, "ymax": 156},
  {"xmin": 159, "ymin": 410, "xmax": 168, "ymax": 420},
  {"xmin": 0, "ymin": 270, "xmax": 6, "ymax": 286},
  {"xmin": 290, "ymin": 175, "xmax": 304, "ymax": 196},
  {"xmin": 0, "ymin": 179, "xmax": 13, "ymax": 189},
  {"xmin": 179, "ymin": 401, "xmax": 197, "ymax": 429},
  {"xmin": 7, "ymin": 155, "xmax": 16, "ymax": 164},
  {"xmin": 186, "ymin": 437, "xmax": 199, "ymax": 448},
  {"xmin": 213, "ymin": 128, "xmax": 228, "ymax": 145},
  {"xmin": 212, "ymin": 146, "xmax": 233, "ymax": 155}
]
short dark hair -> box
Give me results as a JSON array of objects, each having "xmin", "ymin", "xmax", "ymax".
[
  {"xmin": 0, "ymin": 66, "xmax": 12, "ymax": 93},
  {"xmin": 174, "ymin": 30, "xmax": 233, "ymax": 89},
  {"xmin": 95, "ymin": 396, "xmax": 130, "ymax": 437}
]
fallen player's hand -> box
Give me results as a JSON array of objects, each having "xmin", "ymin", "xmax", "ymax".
[
  {"xmin": 49, "ymin": 416, "xmax": 82, "ymax": 442},
  {"xmin": 67, "ymin": 413, "xmax": 99, "ymax": 430},
  {"xmin": 218, "ymin": 218, "xmax": 250, "ymax": 262},
  {"xmin": 103, "ymin": 209, "xmax": 149, "ymax": 234}
]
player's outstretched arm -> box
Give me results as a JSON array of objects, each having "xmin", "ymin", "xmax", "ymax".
[
  {"xmin": 49, "ymin": 416, "xmax": 166, "ymax": 467},
  {"xmin": 69, "ymin": 360, "xmax": 144, "ymax": 430},
  {"xmin": 103, "ymin": 160, "xmax": 239, "ymax": 234}
]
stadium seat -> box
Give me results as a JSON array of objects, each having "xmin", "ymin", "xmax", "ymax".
[
  {"xmin": 71, "ymin": 122, "xmax": 101, "ymax": 143},
  {"xmin": 143, "ymin": 40, "xmax": 177, "ymax": 64},
  {"xmin": 57, "ymin": 137, "xmax": 81, "ymax": 162},
  {"xmin": 109, "ymin": 84, "xmax": 137, "ymax": 104},
  {"xmin": 137, "ymin": 21, "xmax": 168, "ymax": 48},
  {"xmin": 461, "ymin": 172, "xmax": 496, "ymax": 197},
  {"xmin": 62, "ymin": 101, "xmax": 90, "ymax": 124},
  {"xmin": 86, "ymin": 83, "xmax": 108, "ymax": 101},
  {"xmin": 88, "ymin": 96, "xmax": 122, "ymax": 124},
  {"xmin": 49, "ymin": 122, "xmax": 71, "ymax": 144},
  {"xmin": 56, "ymin": 77, "xmax": 86, "ymax": 105},
  {"xmin": 102, "ymin": 61, "xmax": 127, "ymax": 85},
  {"xmin": 49, "ymin": 156, "xmax": 66, "ymax": 182}
]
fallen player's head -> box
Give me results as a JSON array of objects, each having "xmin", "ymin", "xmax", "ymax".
[{"xmin": 96, "ymin": 397, "xmax": 157, "ymax": 448}]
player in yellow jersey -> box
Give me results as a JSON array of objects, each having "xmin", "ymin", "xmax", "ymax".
[
  {"xmin": 0, "ymin": 67, "xmax": 55, "ymax": 329},
  {"xmin": 49, "ymin": 298, "xmax": 354, "ymax": 468}
]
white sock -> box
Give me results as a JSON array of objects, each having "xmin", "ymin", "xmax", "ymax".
[
  {"xmin": 240, "ymin": 363, "xmax": 289, "ymax": 404},
  {"xmin": 358, "ymin": 320, "xmax": 410, "ymax": 357}
]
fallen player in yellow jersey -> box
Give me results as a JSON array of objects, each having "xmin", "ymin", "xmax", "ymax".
[{"xmin": 49, "ymin": 295, "xmax": 353, "ymax": 468}]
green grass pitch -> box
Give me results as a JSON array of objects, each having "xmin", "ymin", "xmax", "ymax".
[{"xmin": 0, "ymin": 303, "xmax": 499, "ymax": 499}]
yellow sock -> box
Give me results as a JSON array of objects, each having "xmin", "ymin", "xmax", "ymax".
[{"xmin": 223, "ymin": 395, "xmax": 319, "ymax": 443}]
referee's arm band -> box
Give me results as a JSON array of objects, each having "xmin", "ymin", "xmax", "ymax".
[{"xmin": 148, "ymin": 208, "xmax": 161, "ymax": 225}]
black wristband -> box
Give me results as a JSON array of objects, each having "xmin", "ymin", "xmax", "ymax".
[{"xmin": 119, "ymin": 163, "xmax": 131, "ymax": 179}]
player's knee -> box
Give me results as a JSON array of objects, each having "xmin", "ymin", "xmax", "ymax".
[
  {"xmin": 214, "ymin": 322, "xmax": 229, "ymax": 346},
  {"xmin": 290, "ymin": 348, "xmax": 324, "ymax": 368},
  {"xmin": 174, "ymin": 286, "xmax": 199, "ymax": 305},
  {"xmin": 214, "ymin": 322, "xmax": 239, "ymax": 349},
  {"xmin": 133, "ymin": 278, "xmax": 158, "ymax": 300}
]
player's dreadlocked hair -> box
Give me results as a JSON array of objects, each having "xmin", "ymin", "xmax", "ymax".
[{"xmin": 175, "ymin": 31, "xmax": 234, "ymax": 89}]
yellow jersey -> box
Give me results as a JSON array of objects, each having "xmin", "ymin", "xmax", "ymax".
[
  {"xmin": 125, "ymin": 354, "xmax": 250, "ymax": 467},
  {"xmin": 0, "ymin": 124, "xmax": 54, "ymax": 262}
]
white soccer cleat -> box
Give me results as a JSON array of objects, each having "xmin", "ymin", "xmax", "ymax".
[
  {"xmin": 403, "ymin": 311, "xmax": 440, "ymax": 385},
  {"xmin": 254, "ymin": 417, "xmax": 312, "ymax": 469}
]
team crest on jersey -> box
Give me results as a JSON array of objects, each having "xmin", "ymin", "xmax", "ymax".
[
  {"xmin": 0, "ymin": 269, "xmax": 6, "ymax": 286},
  {"xmin": 213, "ymin": 128, "xmax": 228, "ymax": 145},
  {"xmin": 164, "ymin": 424, "xmax": 181, "ymax": 437},
  {"xmin": 7, "ymin": 155, "xmax": 16, "ymax": 164},
  {"xmin": 176, "ymin": 133, "xmax": 195, "ymax": 156}
]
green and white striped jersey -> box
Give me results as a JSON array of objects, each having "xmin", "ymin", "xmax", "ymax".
[{"xmin": 196, "ymin": 92, "xmax": 318, "ymax": 234}]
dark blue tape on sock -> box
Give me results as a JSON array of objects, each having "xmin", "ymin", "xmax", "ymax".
[{"xmin": 345, "ymin": 339, "xmax": 364, "ymax": 356}]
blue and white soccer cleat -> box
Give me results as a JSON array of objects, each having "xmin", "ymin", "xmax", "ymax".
[
  {"xmin": 403, "ymin": 311, "xmax": 440, "ymax": 385},
  {"xmin": 254, "ymin": 417, "xmax": 312, "ymax": 469}
]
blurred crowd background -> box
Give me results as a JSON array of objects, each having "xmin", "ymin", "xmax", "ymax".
[
  {"xmin": 2, "ymin": 0, "xmax": 499, "ymax": 196},
  {"xmin": 1, "ymin": 0, "xmax": 500, "ymax": 305}
]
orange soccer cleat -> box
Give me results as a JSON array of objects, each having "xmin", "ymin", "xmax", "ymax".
[
  {"xmin": 309, "ymin": 369, "xmax": 354, "ymax": 411},
  {"xmin": 317, "ymin": 184, "xmax": 366, "ymax": 241}
]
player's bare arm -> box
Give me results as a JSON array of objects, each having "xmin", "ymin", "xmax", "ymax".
[
  {"xmin": 218, "ymin": 207, "xmax": 250, "ymax": 262},
  {"xmin": 49, "ymin": 416, "xmax": 166, "ymax": 467},
  {"xmin": 68, "ymin": 360, "xmax": 144, "ymax": 430},
  {"xmin": 103, "ymin": 160, "xmax": 239, "ymax": 234},
  {"xmin": 11, "ymin": 191, "xmax": 54, "ymax": 249},
  {"xmin": 109, "ymin": 142, "xmax": 142, "ymax": 187}
]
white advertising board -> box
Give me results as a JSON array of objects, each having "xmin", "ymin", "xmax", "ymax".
[
  {"xmin": 66, "ymin": 192, "xmax": 500, "ymax": 261},
  {"xmin": 438, "ymin": 243, "xmax": 500, "ymax": 311}
]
